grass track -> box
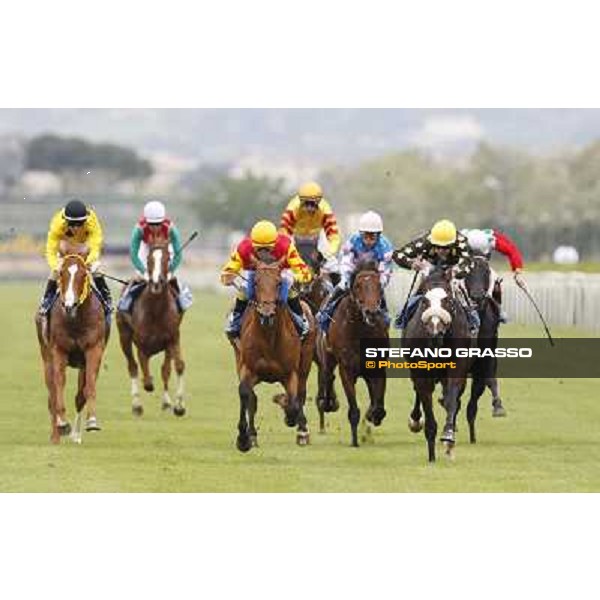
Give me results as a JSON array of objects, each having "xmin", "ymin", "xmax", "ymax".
[{"xmin": 0, "ymin": 283, "xmax": 598, "ymax": 492}]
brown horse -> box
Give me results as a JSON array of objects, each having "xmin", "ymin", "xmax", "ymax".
[
  {"xmin": 316, "ymin": 260, "xmax": 388, "ymax": 447},
  {"xmin": 295, "ymin": 247, "xmax": 338, "ymax": 433},
  {"xmin": 35, "ymin": 244, "xmax": 108, "ymax": 444},
  {"xmin": 231, "ymin": 257, "xmax": 316, "ymax": 452},
  {"xmin": 116, "ymin": 237, "xmax": 186, "ymax": 417}
]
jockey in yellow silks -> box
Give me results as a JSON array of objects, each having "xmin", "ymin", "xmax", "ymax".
[{"xmin": 39, "ymin": 198, "xmax": 112, "ymax": 315}]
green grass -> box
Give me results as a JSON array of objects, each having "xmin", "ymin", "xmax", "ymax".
[{"xmin": 1, "ymin": 283, "xmax": 599, "ymax": 492}]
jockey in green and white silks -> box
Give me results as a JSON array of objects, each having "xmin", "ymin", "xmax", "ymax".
[{"xmin": 117, "ymin": 201, "xmax": 193, "ymax": 314}]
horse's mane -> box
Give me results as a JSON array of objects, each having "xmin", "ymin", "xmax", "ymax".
[{"xmin": 354, "ymin": 259, "xmax": 379, "ymax": 274}]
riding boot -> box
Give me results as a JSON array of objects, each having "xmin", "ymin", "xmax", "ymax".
[
  {"xmin": 225, "ymin": 298, "xmax": 248, "ymax": 338},
  {"xmin": 468, "ymin": 307, "xmax": 481, "ymax": 335},
  {"xmin": 39, "ymin": 279, "xmax": 57, "ymax": 316},
  {"xmin": 316, "ymin": 283, "xmax": 346, "ymax": 331},
  {"xmin": 288, "ymin": 295, "xmax": 309, "ymax": 340},
  {"xmin": 93, "ymin": 275, "xmax": 113, "ymax": 313}
]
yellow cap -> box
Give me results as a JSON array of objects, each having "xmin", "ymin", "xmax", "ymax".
[
  {"xmin": 298, "ymin": 181, "xmax": 323, "ymax": 200},
  {"xmin": 251, "ymin": 221, "xmax": 278, "ymax": 247},
  {"xmin": 429, "ymin": 220, "xmax": 457, "ymax": 247}
]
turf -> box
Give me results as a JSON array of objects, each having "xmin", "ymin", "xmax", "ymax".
[{"xmin": 0, "ymin": 283, "xmax": 598, "ymax": 492}]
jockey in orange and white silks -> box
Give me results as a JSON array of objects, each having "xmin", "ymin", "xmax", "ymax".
[
  {"xmin": 220, "ymin": 220, "xmax": 312, "ymax": 339},
  {"xmin": 39, "ymin": 198, "xmax": 112, "ymax": 316}
]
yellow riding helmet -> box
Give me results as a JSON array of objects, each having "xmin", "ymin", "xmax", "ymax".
[
  {"xmin": 251, "ymin": 220, "xmax": 278, "ymax": 247},
  {"xmin": 429, "ymin": 220, "xmax": 457, "ymax": 247},
  {"xmin": 298, "ymin": 181, "xmax": 323, "ymax": 201}
]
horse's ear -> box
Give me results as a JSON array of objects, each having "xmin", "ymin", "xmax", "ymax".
[
  {"xmin": 277, "ymin": 255, "xmax": 287, "ymax": 269},
  {"xmin": 249, "ymin": 253, "xmax": 258, "ymax": 267}
]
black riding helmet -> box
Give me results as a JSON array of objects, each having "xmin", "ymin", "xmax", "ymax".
[{"xmin": 64, "ymin": 199, "xmax": 88, "ymax": 226}]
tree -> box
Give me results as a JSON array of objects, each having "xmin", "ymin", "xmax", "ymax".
[
  {"xmin": 26, "ymin": 134, "xmax": 153, "ymax": 181},
  {"xmin": 195, "ymin": 172, "xmax": 291, "ymax": 232}
]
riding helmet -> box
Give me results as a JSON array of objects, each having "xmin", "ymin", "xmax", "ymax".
[{"xmin": 64, "ymin": 199, "xmax": 88, "ymax": 222}]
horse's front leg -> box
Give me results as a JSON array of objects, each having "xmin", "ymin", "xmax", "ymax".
[
  {"xmin": 172, "ymin": 339, "xmax": 186, "ymax": 417},
  {"xmin": 414, "ymin": 378, "xmax": 437, "ymax": 463},
  {"xmin": 295, "ymin": 371, "xmax": 310, "ymax": 447},
  {"xmin": 137, "ymin": 348, "xmax": 154, "ymax": 392},
  {"xmin": 440, "ymin": 377, "xmax": 465, "ymax": 457},
  {"xmin": 117, "ymin": 317, "xmax": 142, "ymax": 415},
  {"xmin": 365, "ymin": 375, "xmax": 387, "ymax": 427},
  {"xmin": 160, "ymin": 347, "xmax": 173, "ymax": 412},
  {"xmin": 50, "ymin": 347, "xmax": 69, "ymax": 443},
  {"xmin": 339, "ymin": 364, "xmax": 360, "ymax": 447},
  {"xmin": 409, "ymin": 392, "xmax": 424, "ymax": 433},
  {"xmin": 83, "ymin": 345, "xmax": 103, "ymax": 433},
  {"xmin": 282, "ymin": 371, "xmax": 300, "ymax": 428},
  {"xmin": 237, "ymin": 367, "xmax": 257, "ymax": 453}
]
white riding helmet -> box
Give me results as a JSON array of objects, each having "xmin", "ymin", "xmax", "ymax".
[
  {"xmin": 144, "ymin": 200, "xmax": 166, "ymax": 224},
  {"xmin": 464, "ymin": 229, "xmax": 493, "ymax": 255},
  {"xmin": 359, "ymin": 211, "xmax": 384, "ymax": 233}
]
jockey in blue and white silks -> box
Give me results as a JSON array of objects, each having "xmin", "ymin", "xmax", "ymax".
[{"xmin": 317, "ymin": 211, "xmax": 393, "ymax": 331}]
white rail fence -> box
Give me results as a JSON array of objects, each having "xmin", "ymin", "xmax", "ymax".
[{"xmin": 385, "ymin": 271, "xmax": 600, "ymax": 333}]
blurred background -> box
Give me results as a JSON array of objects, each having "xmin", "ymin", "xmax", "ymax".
[{"xmin": 1, "ymin": 108, "xmax": 599, "ymax": 329}]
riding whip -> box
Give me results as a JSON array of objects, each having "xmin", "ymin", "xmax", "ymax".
[
  {"xmin": 517, "ymin": 280, "xmax": 555, "ymax": 347},
  {"xmin": 399, "ymin": 270, "xmax": 420, "ymax": 323},
  {"xmin": 97, "ymin": 271, "xmax": 129, "ymax": 285}
]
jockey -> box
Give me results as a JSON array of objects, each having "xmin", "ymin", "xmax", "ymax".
[
  {"xmin": 118, "ymin": 200, "xmax": 193, "ymax": 313},
  {"xmin": 462, "ymin": 228, "xmax": 525, "ymax": 322},
  {"xmin": 279, "ymin": 181, "xmax": 341, "ymax": 281},
  {"xmin": 317, "ymin": 211, "xmax": 393, "ymax": 331},
  {"xmin": 39, "ymin": 198, "xmax": 112, "ymax": 316},
  {"xmin": 392, "ymin": 219, "xmax": 479, "ymax": 333},
  {"xmin": 220, "ymin": 220, "xmax": 312, "ymax": 339}
]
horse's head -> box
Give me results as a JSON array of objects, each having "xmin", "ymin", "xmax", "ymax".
[
  {"xmin": 252, "ymin": 254, "xmax": 285, "ymax": 324},
  {"xmin": 420, "ymin": 268, "xmax": 454, "ymax": 337},
  {"xmin": 146, "ymin": 239, "xmax": 170, "ymax": 294},
  {"xmin": 464, "ymin": 256, "xmax": 491, "ymax": 307},
  {"xmin": 351, "ymin": 260, "xmax": 383, "ymax": 326},
  {"xmin": 58, "ymin": 252, "xmax": 91, "ymax": 318}
]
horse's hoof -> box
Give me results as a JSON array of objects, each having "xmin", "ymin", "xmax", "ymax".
[
  {"xmin": 161, "ymin": 402, "xmax": 173, "ymax": 412},
  {"xmin": 144, "ymin": 382, "xmax": 154, "ymax": 393},
  {"xmin": 440, "ymin": 430, "xmax": 455, "ymax": 445},
  {"xmin": 492, "ymin": 405, "xmax": 507, "ymax": 418},
  {"xmin": 367, "ymin": 407, "xmax": 386, "ymax": 427},
  {"xmin": 71, "ymin": 435, "xmax": 82, "ymax": 445},
  {"xmin": 173, "ymin": 405, "xmax": 186, "ymax": 418},
  {"xmin": 408, "ymin": 417, "xmax": 424, "ymax": 433},
  {"xmin": 443, "ymin": 441, "xmax": 456, "ymax": 459},
  {"xmin": 236, "ymin": 435, "xmax": 252, "ymax": 453},
  {"xmin": 85, "ymin": 418, "xmax": 101, "ymax": 432},
  {"xmin": 132, "ymin": 404, "xmax": 144, "ymax": 417},
  {"xmin": 273, "ymin": 394, "xmax": 288, "ymax": 408},
  {"xmin": 296, "ymin": 432, "xmax": 310, "ymax": 446},
  {"xmin": 58, "ymin": 422, "xmax": 72, "ymax": 437},
  {"xmin": 319, "ymin": 397, "xmax": 339, "ymax": 414}
]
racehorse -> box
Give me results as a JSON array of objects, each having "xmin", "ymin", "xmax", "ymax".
[
  {"xmin": 35, "ymin": 243, "xmax": 108, "ymax": 444},
  {"xmin": 316, "ymin": 260, "xmax": 388, "ymax": 447},
  {"xmin": 116, "ymin": 237, "xmax": 186, "ymax": 417},
  {"xmin": 403, "ymin": 267, "xmax": 472, "ymax": 462},
  {"xmin": 231, "ymin": 256, "xmax": 316, "ymax": 452},
  {"xmin": 293, "ymin": 244, "xmax": 338, "ymax": 433},
  {"xmin": 464, "ymin": 256, "xmax": 505, "ymax": 443}
]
